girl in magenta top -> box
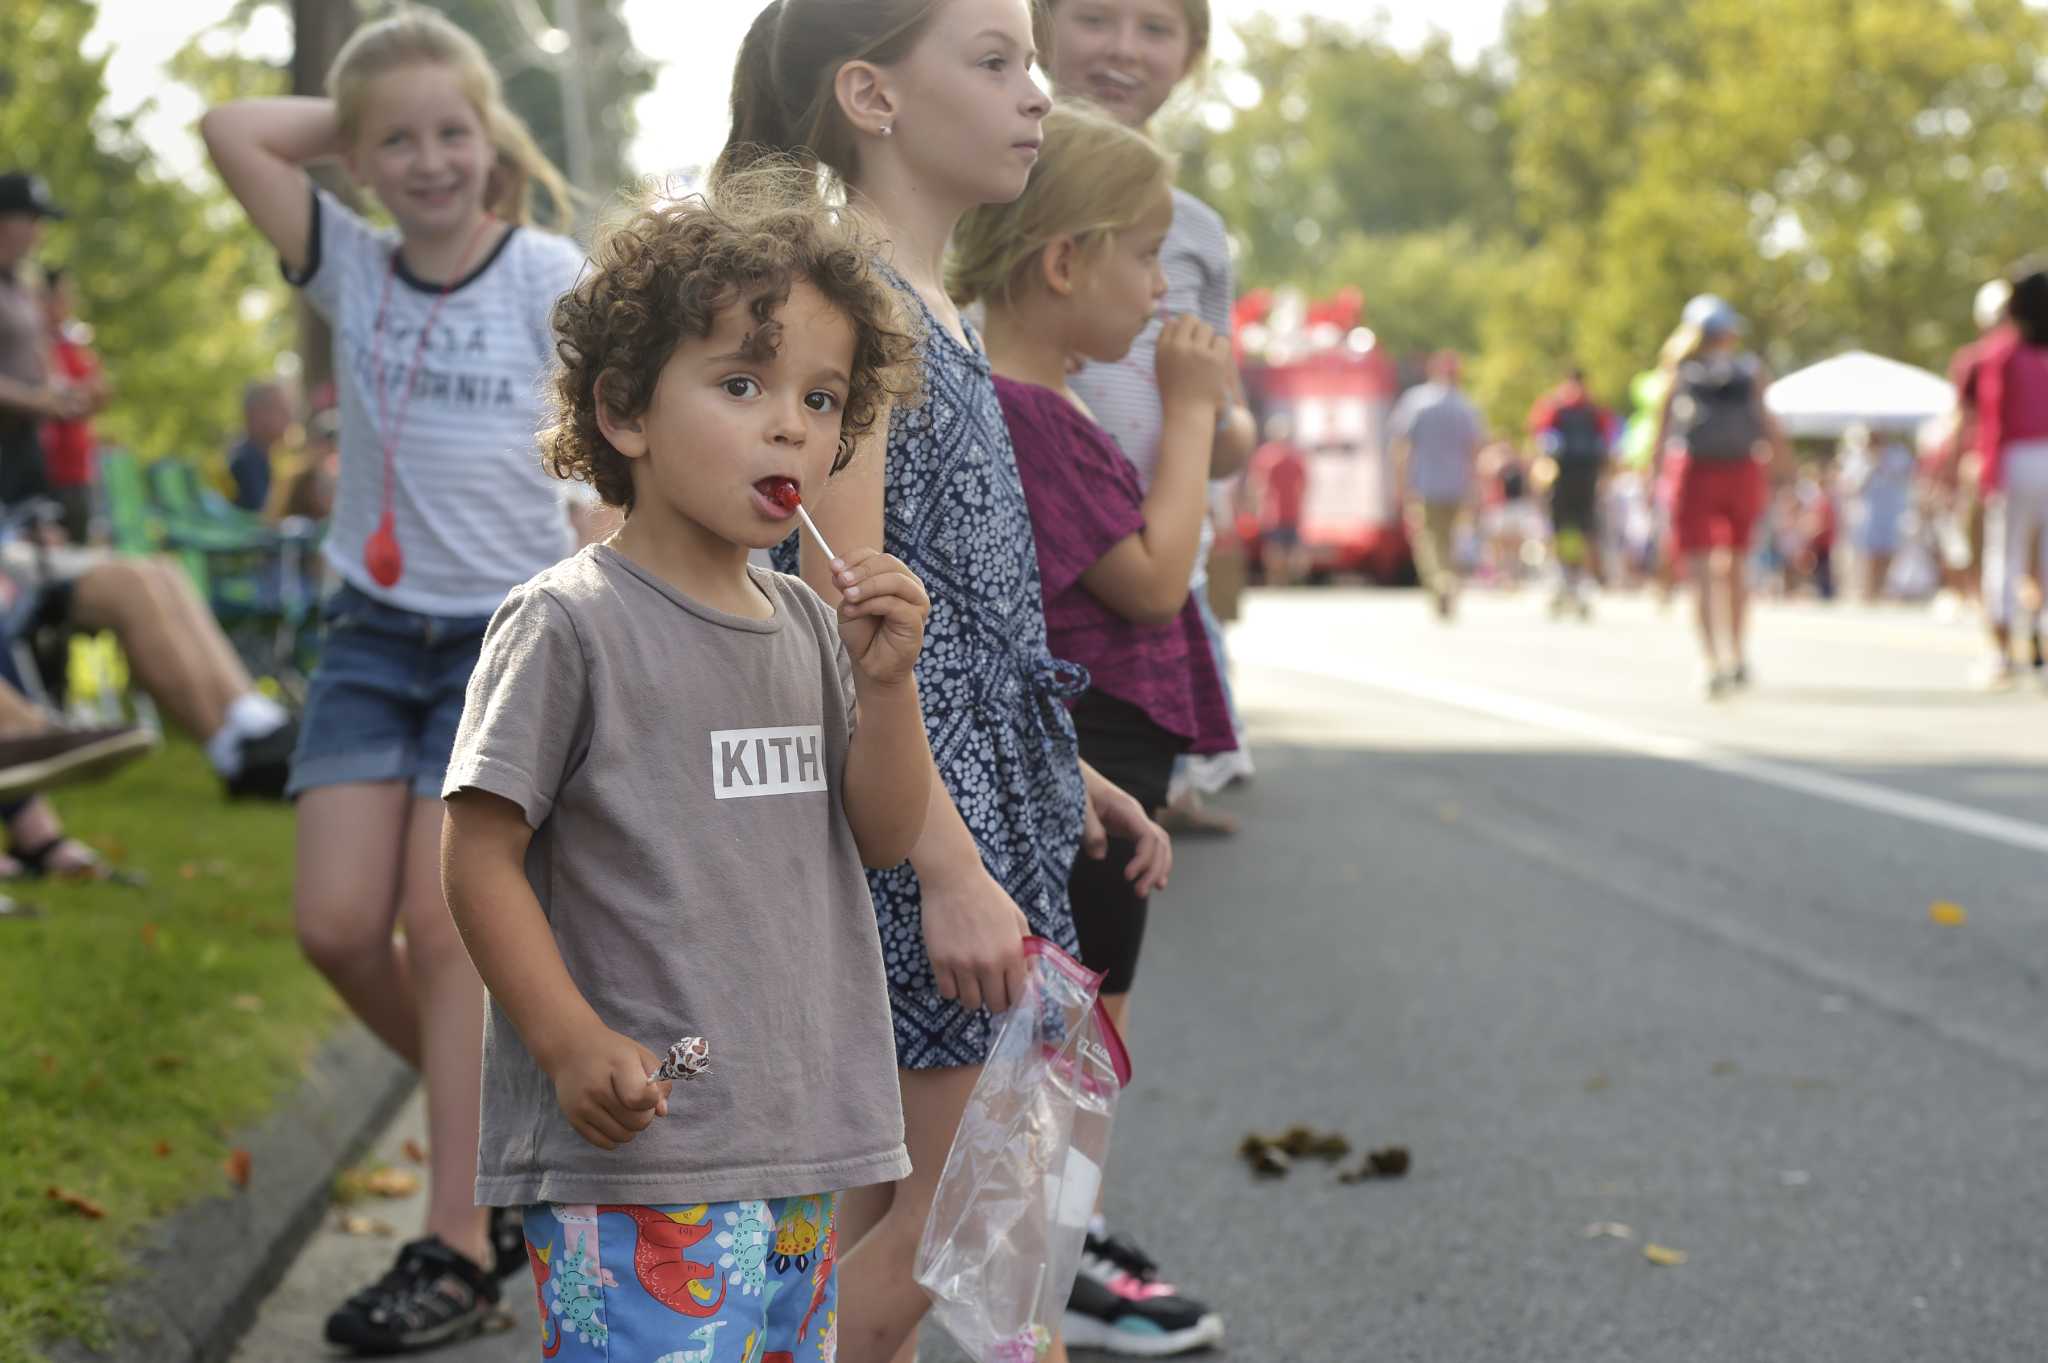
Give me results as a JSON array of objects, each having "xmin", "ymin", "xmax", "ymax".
[{"xmin": 953, "ymin": 101, "xmax": 1232, "ymax": 1015}]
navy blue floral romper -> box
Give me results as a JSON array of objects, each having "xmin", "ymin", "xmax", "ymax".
[{"xmin": 777, "ymin": 278, "xmax": 1086, "ymax": 1069}]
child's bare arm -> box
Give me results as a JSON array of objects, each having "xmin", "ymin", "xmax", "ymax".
[
  {"xmin": 1079, "ymin": 315, "xmax": 1228, "ymax": 625},
  {"xmin": 442, "ymin": 791, "xmax": 669, "ymax": 1149},
  {"xmin": 199, "ymin": 97, "xmax": 345, "ymax": 275},
  {"xmin": 831, "ymin": 548, "xmax": 934, "ymax": 866}
]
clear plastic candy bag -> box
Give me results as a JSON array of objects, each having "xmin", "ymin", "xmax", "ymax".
[{"xmin": 915, "ymin": 937, "xmax": 1132, "ymax": 1363}]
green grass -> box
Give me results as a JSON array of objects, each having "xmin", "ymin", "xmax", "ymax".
[{"xmin": 0, "ymin": 740, "xmax": 342, "ymax": 1363}]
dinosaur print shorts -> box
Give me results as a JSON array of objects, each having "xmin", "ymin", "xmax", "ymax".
[{"xmin": 520, "ymin": 1195, "xmax": 841, "ymax": 1362}]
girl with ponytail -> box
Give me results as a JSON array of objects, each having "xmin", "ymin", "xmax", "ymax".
[{"xmin": 727, "ymin": 4, "xmax": 1171, "ymax": 1361}]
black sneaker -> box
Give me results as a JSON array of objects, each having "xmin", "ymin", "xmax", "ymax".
[
  {"xmin": 223, "ymin": 719, "xmax": 297, "ymax": 801},
  {"xmin": 323, "ymin": 1236, "xmax": 500, "ymax": 1355},
  {"xmin": 489, "ymin": 1204, "xmax": 527, "ymax": 1280},
  {"xmin": 1061, "ymin": 1232, "xmax": 1225, "ymax": 1356},
  {"xmin": 0, "ymin": 723, "xmax": 156, "ymax": 803}
]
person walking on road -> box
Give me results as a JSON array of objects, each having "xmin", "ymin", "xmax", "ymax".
[
  {"xmin": 1651, "ymin": 295, "xmax": 1788, "ymax": 697},
  {"xmin": 1965, "ymin": 259, "xmax": 2048, "ymax": 689},
  {"xmin": 1249, "ymin": 413, "xmax": 1310, "ymax": 587},
  {"xmin": 1528, "ymin": 367, "xmax": 1615, "ymax": 618},
  {"xmin": 1393, "ymin": 349, "xmax": 1485, "ymax": 618}
]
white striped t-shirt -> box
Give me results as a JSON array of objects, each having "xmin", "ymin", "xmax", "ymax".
[{"xmin": 289, "ymin": 186, "xmax": 587, "ymax": 616}]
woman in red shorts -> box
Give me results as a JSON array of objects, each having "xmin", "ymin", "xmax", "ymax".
[{"xmin": 1651, "ymin": 296, "xmax": 1789, "ymax": 697}]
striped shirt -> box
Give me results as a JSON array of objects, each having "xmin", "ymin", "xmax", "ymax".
[
  {"xmin": 289, "ymin": 186, "xmax": 586, "ymax": 616},
  {"xmin": 1069, "ymin": 188, "xmax": 1235, "ymax": 574}
]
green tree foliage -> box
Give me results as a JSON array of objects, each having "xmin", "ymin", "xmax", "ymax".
[
  {"xmin": 1191, "ymin": 0, "xmax": 2048, "ymax": 433},
  {"xmin": 1180, "ymin": 18, "xmax": 1514, "ymax": 291},
  {"xmin": 1, "ymin": 1, "xmax": 288, "ymax": 462}
]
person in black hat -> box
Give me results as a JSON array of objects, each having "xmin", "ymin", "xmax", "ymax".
[{"xmin": 0, "ymin": 172, "xmax": 81, "ymax": 509}]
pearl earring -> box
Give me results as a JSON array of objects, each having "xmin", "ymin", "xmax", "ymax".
[{"xmin": 880, "ymin": 123, "xmax": 893, "ymax": 137}]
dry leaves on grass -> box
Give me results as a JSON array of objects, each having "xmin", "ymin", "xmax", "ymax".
[{"xmin": 47, "ymin": 1187, "xmax": 108, "ymax": 1219}]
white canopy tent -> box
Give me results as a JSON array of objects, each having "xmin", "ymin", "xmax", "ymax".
[{"xmin": 1764, "ymin": 350, "xmax": 1955, "ymax": 440}]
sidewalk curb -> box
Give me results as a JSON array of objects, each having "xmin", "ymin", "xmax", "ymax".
[{"xmin": 47, "ymin": 1025, "xmax": 415, "ymax": 1363}]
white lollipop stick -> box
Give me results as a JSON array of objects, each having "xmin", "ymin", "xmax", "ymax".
[{"xmin": 795, "ymin": 502, "xmax": 838, "ymax": 565}]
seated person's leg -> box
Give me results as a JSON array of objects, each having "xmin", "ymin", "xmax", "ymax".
[{"xmin": 65, "ymin": 558, "xmax": 292, "ymax": 797}]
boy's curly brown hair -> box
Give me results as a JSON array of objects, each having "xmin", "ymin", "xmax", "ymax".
[{"xmin": 542, "ymin": 163, "xmax": 923, "ymax": 511}]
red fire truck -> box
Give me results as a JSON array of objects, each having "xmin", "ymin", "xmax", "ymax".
[{"xmin": 1233, "ymin": 287, "xmax": 1408, "ymax": 582}]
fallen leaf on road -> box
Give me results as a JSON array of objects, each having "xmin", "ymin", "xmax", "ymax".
[
  {"xmin": 1584, "ymin": 1073, "xmax": 1611, "ymax": 1092},
  {"xmin": 47, "ymin": 1186, "xmax": 108, "ymax": 1219},
  {"xmin": 1274, "ymin": 1125, "xmax": 1351, "ymax": 1159},
  {"xmin": 1643, "ymin": 1243, "xmax": 1688, "ymax": 1266},
  {"xmin": 1930, "ymin": 901, "xmax": 1967, "ymax": 927},
  {"xmin": 1337, "ymin": 1146, "xmax": 1412, "ymax": 1184},
  {"xmin": 362, "ymin": 1167, "xmax": 421, "ymax": 1198},
  {"xmin": 1437, "ymin": 803, "xmax": 1461, "ymax": 823},
  {"xmin": 402, "ymin": 1139, "xmax": 428, "ymax": 1165},
  {"xmin": 1237, "ymin": 1134, "xmax": 1291, "ymax": 1178},
  {"xmin": 1711, "ymin": 1060, "xmax": 1738, "ymax": 1076},
  {"xmin": 225, "ymin": 1149, "xmax": 252, "ymax": 1188},
  {"xmin": 339, "ymin": 1213, "xmax": 396, "ymax": 1237},
  {"xmin": 1582, "ymin": 1222, "xmax": 1635, "ymax": 1241}
]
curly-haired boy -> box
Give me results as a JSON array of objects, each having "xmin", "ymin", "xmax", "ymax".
[{"xmin": 440, "ymin": 172, "xmax": 934, "ymax": 1358}]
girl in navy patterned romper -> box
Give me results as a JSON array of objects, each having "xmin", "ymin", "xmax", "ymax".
[{"xmin": 728, "ymin": 2, "xmax": 1173, "ymax": 1360}]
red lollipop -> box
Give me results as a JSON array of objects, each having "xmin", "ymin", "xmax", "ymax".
[{"xmin": 762, "ymin": 477, "xmax": 801, "ymax": 514}]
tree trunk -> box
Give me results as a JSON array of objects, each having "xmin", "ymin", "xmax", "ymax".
[{"xmin": 290, "ymin": 0, "xmax": 360, "ymax": 402}]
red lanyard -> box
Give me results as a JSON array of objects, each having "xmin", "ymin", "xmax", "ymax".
[{"xmin": 361, "ymin": 214, "xmax": 496, "ymax": 589}]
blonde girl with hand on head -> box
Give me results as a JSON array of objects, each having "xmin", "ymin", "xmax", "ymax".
[
  {"xmin": 1047, "ymin": 0, "xmax": 1257, "ymax": 842},
  {"xmin": 726, "ymin": 4, "xmax": 1171, "ymax": 1361},
  {"xmin": 953, "ymin": 99, "xmax": 1229, "ymax": 1358},
  {"xmin": 201, "ymin": 11, "xmax": 593, "ymax": 1352}
]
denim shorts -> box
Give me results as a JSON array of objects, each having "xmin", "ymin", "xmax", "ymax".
[
  {"xmin": 286, "ymin": 584, "xmax": 495, "ymax": 800},
  {"xmin": 520, "ymin": 1196, "xmax": 841, "ymax": 1362}
]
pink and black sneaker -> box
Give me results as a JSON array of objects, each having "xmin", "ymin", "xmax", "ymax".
[{"xmin": 1061, "ymin": 1230, "xmax": 1225, "ymax": 1356}]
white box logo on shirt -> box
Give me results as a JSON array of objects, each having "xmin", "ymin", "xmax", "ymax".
[{"xmin": 710, "ymin": 726, "xmax": 828, "ymax": 800}]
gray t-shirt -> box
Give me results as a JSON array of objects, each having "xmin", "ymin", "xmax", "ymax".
[
  {"xmin": 444, "ymin": 545, "xmax": 910, "ymax": 1207},
  {"xmin": 1391, "ymin": 381, "xmax": 1485, "ymax": 504}
]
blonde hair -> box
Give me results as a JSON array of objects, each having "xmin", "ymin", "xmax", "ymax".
[
  {"xmin": 948, "ymin": 101, "xmax": 1174, "ymax": 309},
  {"xmin": 329, "ymin": 8, "xmax": 574, "ymax": 229}
]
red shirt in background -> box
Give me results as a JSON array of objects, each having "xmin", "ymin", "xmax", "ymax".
[
  {"xmin": 41, "ymin": 333, "xmax": 100, "ymax": 489},
  {"xmin": 1972, "ymin": 327, "xmax": 2048, "ymax": 489},
  {"xmin": 1250, "ymin": 440, "xmax": 1308, "ymax": 531},
  {"xmin": 1525, "ymin": 381, "xmax": 1618, "ymax": 444}
]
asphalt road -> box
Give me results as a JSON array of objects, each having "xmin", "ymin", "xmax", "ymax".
[{"xmin": 232, "ymin": 587, "xmax": 2048, "ymax": 1363}]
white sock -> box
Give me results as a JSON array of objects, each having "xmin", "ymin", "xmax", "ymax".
[
  {"xmin": 1088, "ymin": 1214, "xmax": 1108, "ymax": 1239},
  {"xmin": 206, "ymin": 692, "xmax": 290, "ymax": 777}
]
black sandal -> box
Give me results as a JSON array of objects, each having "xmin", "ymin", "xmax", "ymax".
[
  {"xmin": 11, "ymin": 837, "xmax": 144, "ymax": 887},
  {"xmin": 323, "ymin": 1236, "xmax": 501, "ymax": 1355}
]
